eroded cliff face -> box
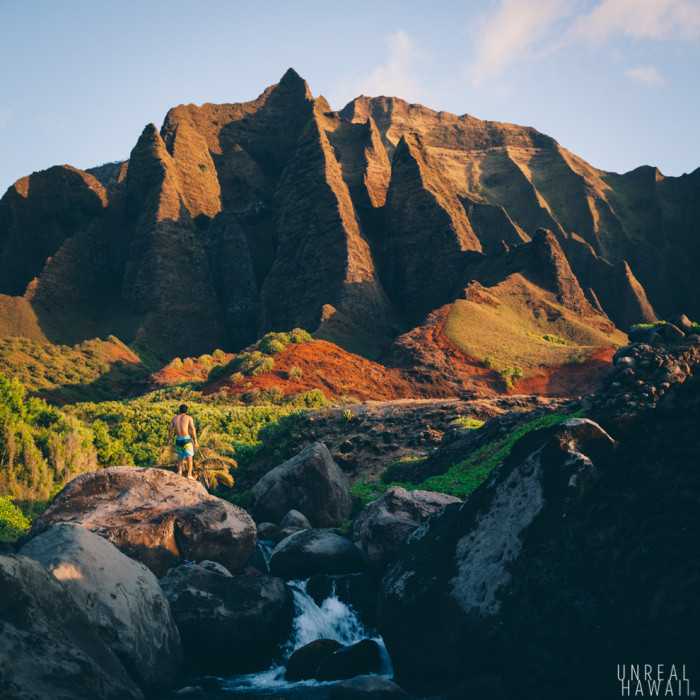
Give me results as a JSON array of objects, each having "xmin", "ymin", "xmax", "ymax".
[{"xmin": 1, "ymin": 68, "xmax": 694, "ymax": 358}]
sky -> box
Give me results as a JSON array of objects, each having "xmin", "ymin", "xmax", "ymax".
[{"xmin": 1, "ymin": 0, "xmax": 699, "ymax": 196}]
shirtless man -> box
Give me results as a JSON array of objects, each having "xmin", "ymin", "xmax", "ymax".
[{"xmin": 168, "ymin": 404, "xmax": 198, "ymax": 479}]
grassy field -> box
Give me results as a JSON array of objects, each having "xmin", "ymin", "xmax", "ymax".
[{"xmin": 444, "ymin": 276, "xmax": 626, "ymax": 383}]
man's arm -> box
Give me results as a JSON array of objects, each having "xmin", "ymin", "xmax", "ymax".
[
  {"xmin": 168, "ymin": 418, "xmax": 174, "ymax": 445},
  {"xmin": 190, "ymin": 416, "xmax": 198, "ymax": 447}
]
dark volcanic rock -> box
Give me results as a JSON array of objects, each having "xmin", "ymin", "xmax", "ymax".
[
  {"xmin": 329, "ymin": 676, "xmax": 409, "ymax": 700},
  {"xmin": 159, "ymin": 563, "xmax": 294, "ymax": 673},
  {"xmin": 269, "ymin": 529, "xmax": 367, "ymax": 580},
  {"xmin": 252, "ymin": 442, "xmax": 351, "ymax": 527},
  {"xmin": 0, "ymin": 553, "xmax": 142, "ymax": 700},
  {"xmin": 32, "ymin": 466, "xmax": 256, "ymax": 578},
  {"xmin": 377, "ymin": 418, "xmax": 617, "ymax": 693},
  {"xmin": 379, "ymin": 379, "xmax": 700, "ymax": 699},
  {"xmin": 315, "ymin": 638, "xmax": 383, "ymax": 681},
  {"xmin": 351, "ymin": 486, "xmax": 460, "ymax": 573},
  {"xmin": 284, "ymin": 638, "xmax": 342, "ymax": 681}
]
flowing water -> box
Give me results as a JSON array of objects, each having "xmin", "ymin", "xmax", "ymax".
[{"xmin": 171, "ymin": 544, "xmax": 394, "ymax": 698}]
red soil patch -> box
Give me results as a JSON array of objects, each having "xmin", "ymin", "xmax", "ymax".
[
  {"xmin": 385, "ymin": 305, "xmax": 503, "ymax": 397},
  {"xmin": 512, "ymin": 348, "xmax": 614, "ymax": 397},
  {"xmin": 205, "ymin": 341, "xmax": 419, "ymax": 401}
]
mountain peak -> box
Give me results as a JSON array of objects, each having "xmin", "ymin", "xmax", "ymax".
[{"xmin": 277, "ymin": 67, "xmax": 313, "ymax": 99}]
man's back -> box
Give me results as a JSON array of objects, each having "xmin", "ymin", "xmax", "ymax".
[{"xmin": 171, "ymin": 414, "xmax": 193, "ymax": 437}]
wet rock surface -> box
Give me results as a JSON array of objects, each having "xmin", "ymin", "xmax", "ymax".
[{"xmin": 268, "ymin": 528, "xmax": 367, "ymax": 580}]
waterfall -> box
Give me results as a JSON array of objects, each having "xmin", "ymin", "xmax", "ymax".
[
  {"xmin": 285, "ymin": 580, "xmax": 368, "ymax": 652},
  {"xmin": 218, "ymin": 577, "xmax": 392, "ymax": 697}
]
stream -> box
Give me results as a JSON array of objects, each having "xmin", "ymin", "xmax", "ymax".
[{"xmin": 169, "ymin": 543, "xmax": 401, "ymax": 699}]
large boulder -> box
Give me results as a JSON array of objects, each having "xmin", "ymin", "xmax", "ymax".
[
  {"xmin": 252, "ymin": 442, "xmax": 351, "ymax": 527},
  {"xmin": 377, "ymin": 418, "xmax": 619, "ymax": 696},
  {"xmin": 285, "ymin": 638, "xmax": 342, "ymax": 681},
  {"xmin": 351, "ymin": 486, "xmax": 460, "ymax": 572},
  {"xmin": 19, "ymin": 523, "xmax": 183, "ymax": 693},
  {"xmin": 269, "ymin": 529, "xmax": 367, "ymax": 580},
  {"xmin": 315, "ymin": 638, "xmax": 383, "ymax": 681},
  {"xmin": 159, "ymin": 562, "xmax": 294, "ymax": 673},
  {"xmin": 32, "ymin": 466, "xmax": 256, "ymax": 577},
  {"xmin": 0, "ymin": 553, "xmax": 143, "ymax": 700},
  {"xmin": 329, "ymin": 676, "xmax": 409, "ymax": 700}
]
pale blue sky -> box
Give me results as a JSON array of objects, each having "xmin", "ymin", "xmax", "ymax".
[{"xmin": 1, "ymin": 0, "xmax": 699, "ymax": 196}]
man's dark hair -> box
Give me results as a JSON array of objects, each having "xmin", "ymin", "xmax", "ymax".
[{"xmin": 179, "ymin": 404, "xmax": 188, "ymax": 414}]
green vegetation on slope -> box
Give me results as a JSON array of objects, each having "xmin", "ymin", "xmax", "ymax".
[
  {"xmin": 0, "ymin": 374, "xmax": 99, "ymax": 518},
  {"xmin": 0, "ymin": 335, "xmax": 149, "ymax": 402},
  {"xmin": 0, "ymin": 495, "xmax": 31, "ymax": 541},
  {"xmin": 350, "ymin": 409, "xmax": 582, "ymax": 507}
]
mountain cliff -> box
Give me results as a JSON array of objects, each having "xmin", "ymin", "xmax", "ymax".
[{"xmin": 1, "ymin": 68, "xmax": 696, "ymax": 361}]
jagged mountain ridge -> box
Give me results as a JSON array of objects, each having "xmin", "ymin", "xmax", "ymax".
[{"xmin": 0, "ymin": 68, "xmax": 696, "ymax": 358}]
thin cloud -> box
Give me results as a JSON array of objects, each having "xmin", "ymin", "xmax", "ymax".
[
  {"xmin": 570, "ymin": 0, "xmax": 700, "ymax": 43},
  {"xmin": 0, "ymin": 108, "xmax": 11, "ymax": 129},
  {"xmin": 626, "ymin": 64, "xmax": 666, "ymax": 85},
  {"xmin": 352, "ymin": 29, "xmax": 433, "ymax": 101},
  {"xmin": 468, "ymin": 0, "xmax": 573, "ymax": 87}
]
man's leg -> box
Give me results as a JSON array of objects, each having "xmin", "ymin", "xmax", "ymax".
[
  {"xmin": 187, "ymin": 455, "xmax": 194, "ymax": 479},
  {"xmin": 177, "ymin": 456, "xmax": 185, "ymax": 476}
]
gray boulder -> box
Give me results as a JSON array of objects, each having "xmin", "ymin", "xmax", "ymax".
[
  {"xmin": 257, "ymin": 522, "xmax": 279, "ymax": 540},
  {"xmin": 0, "ymin": 553, "xmax": 143, "ymax": 700},
  {"xmin": 252, "ymin": 442, "xmax": 351, "ymax": 527},
  {"xmin": 280, "ymin": 509, "xmax": 312, "ymax": 530},
  {"xmin": 19, "ymin": 523, "xmax": 182, "ymax": 693},
  {"xmin": 160, "ymin": 562, "xmax": 294, "ymax": 673},
  {"xmin": 269, "ymin": 528, "xmax": 367, "ymax": 580},
  {"xmin": 32, "ymin": 466, "xmax": 256, "ymax": 577},
  {"xmin": 351, "ymin": 486, "xmax": 460, "ymax": 572}
]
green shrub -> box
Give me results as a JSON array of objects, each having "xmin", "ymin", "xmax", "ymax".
[
  {"xmin": 261, "ymin": 386, "xmax": 285, "ymax": 404},
  {"xmin": 207, "ymin": 364, "xmax": 226, "ymax": 381},
  {"xmin": 198, "ymin": 354, "xmax": 213, "ymax": 366},
  {"xmin": 288, "ymin": 366, "xmax": 303, "ymax": 381},
  {"xmin": 0, "ymin": 495, "xmax": 31, "ymax": 540},
  {"xmin": 542, "ymin": 334, "xmax": 566, "ymax": 345},
  {"xmin": 212, "ymin": 349, "xmax": 226, "ymax": 362},
  {"xmin": 289, "ymin": 328, "xmax": 312, "ymax": 343},
  {"xmin": 251, "ymin": 356, "xmax": 275, "ymax": 376},
  {"xmin": 451, "ymin": 417, "xmax": 486, "ymax": 430}
]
